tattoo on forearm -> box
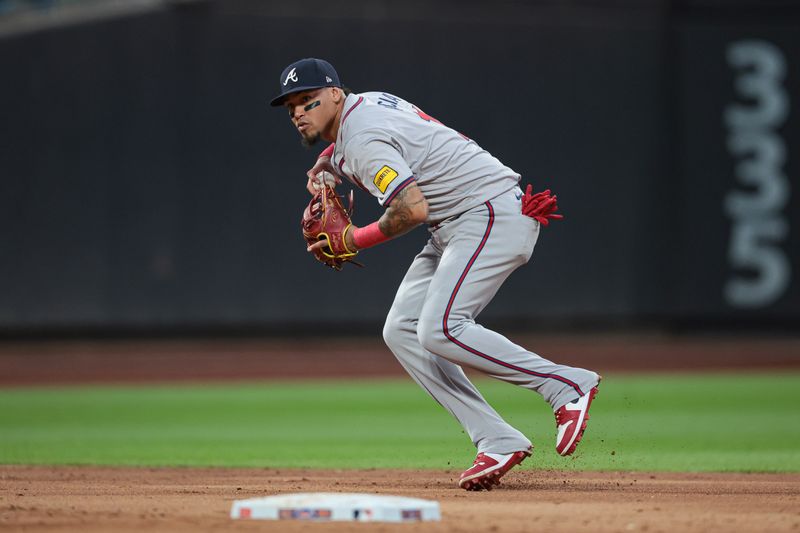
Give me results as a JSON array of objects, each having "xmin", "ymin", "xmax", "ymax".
[{"xmin": 378, "ymin": 187, "xmax": 426, "ymax": 238}]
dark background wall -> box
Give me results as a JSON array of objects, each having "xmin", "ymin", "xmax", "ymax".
[
  {"xmin": 671, "ymin": 3, "xmax": 800, "ymax": 326},
  {"xmin": 0, "ymin": 0, "xmax": 798, "ymax": 334}
]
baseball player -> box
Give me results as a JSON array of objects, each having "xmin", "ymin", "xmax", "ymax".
[{"xmin": 271, "ymin": 58, "xmax": 601, "ymax": 491}]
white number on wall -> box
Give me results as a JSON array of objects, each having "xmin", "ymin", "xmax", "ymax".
[{"xmin": 724, "ymin": 39, "xmax": 790, "ymax": 308}]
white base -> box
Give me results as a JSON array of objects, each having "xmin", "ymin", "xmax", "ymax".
[{"xmin": 231, "ymin": 492, "xmax": 441, "ymax": 522}]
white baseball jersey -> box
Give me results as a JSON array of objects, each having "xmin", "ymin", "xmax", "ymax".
[{"xmin": 331, "ymin": 92, "xmax": 521, "ymax": 222}]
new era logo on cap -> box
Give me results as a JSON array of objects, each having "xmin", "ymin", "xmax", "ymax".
[{"xmin": 270, "ymin": 58, "xmax": 342, "ymax": 107}]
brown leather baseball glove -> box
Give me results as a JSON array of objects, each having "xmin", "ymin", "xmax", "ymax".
[{"xmin": 301, "ymin": 185, "xmax": 361, "ymax": 270}]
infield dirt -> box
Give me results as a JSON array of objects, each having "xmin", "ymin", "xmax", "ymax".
[{"xmin": 2, "ymin": 465, "xmax": 799, "ymax": 532}]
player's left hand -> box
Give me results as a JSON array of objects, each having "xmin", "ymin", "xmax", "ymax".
[
  {"xmin": 521, "ymin": 184, "xmax": 564, "ymax": 227},
  {"xmin": 306, "ymin": 237, "xmax": 327, "ymax": 253},
  {"xmin": 307, "ymin": 231, "xmax": 358, "ymax": 252}
]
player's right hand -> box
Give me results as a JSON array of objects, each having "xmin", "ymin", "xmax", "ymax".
[{"xmin": 306, "ymin": 156, "xmax": 341, "ymax": 195}]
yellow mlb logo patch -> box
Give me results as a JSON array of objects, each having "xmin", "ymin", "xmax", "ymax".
[{"xmin": 374, "ymin": 165, "xmax": 399, "ymax": 193}]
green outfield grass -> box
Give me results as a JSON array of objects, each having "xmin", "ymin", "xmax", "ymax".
[{"xmin": 1, "ymin": 373, "xmax": 798, "ymax": 472}]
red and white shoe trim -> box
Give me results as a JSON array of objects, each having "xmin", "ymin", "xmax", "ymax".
[
  {"xmin": 555, "ymin": 378, "xmax": 601, "ymax": 456},
  {"xmin": 458, "ymin": 448, "xmax": 531, "ymax": 491}
]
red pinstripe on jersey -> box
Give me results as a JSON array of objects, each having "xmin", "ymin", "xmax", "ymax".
[
  {"xmin": 341, "ymin": 96, "xmax": 364, "ymax": 125},
  {"xmin": 441, "ymin": 201, "xmax": 585, "ymax": 397}
]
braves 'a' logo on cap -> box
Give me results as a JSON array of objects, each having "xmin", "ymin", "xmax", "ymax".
[{"xmin": 283, "ymin": 67, "xmax": 298, "ymax": 86}]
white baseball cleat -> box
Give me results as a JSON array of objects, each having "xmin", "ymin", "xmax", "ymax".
[{"xmin": 555, "ymin": 378, "xmax": 601, "ymax": 456}]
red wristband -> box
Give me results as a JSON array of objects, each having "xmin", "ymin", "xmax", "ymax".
[
  {"xmin": 319, "ymin": 143, "xmax": 334, "ymax": 159},
  {"xmin": 352, "ymin": 221, "xmax": 390, "ymax": 249}
]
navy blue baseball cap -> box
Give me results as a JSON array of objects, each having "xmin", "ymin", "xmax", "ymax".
[{"xmin": 270, "ymin": 58, "xmax": 342, "ymax": 107}]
